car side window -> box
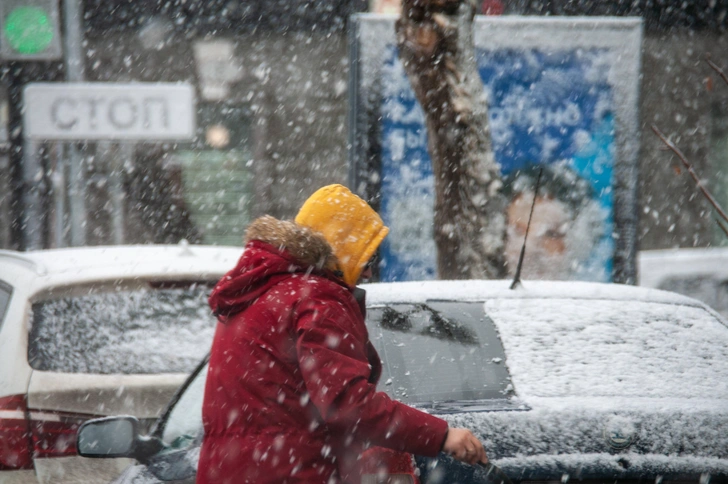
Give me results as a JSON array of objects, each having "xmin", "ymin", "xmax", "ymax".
[
  {"xmin": 366, "ymin": 301, "xmax": 514, "ymax": 406},
  {"xmin": 0, "ymin": 280, "xmax": 12, "ymax": 333}
]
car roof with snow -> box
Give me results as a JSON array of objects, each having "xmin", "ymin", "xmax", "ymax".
[
  {"xmin": 363, "ymin": 279, "xmax": 728, "ymax": 410},
  {"xmin": 0, "ymin": 244, "xmax": 242, "ymax": 290},
  {"xmin": 362, "ymin": 279, "xmax": 708, "ymax": 308}
]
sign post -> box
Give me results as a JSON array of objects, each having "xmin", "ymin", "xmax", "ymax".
[
  {"xmin": 63, "ymin": 0, "xmax": 86, "ymax": 247},
  {"xmin": 23, "ymin": 82, "xmax": 196, "ymax": 247}
]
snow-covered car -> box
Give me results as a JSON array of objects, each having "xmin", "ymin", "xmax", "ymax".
[
  {"xmin": 638, "ymin": 247, "xmax": 728, "ymax": 319},
  {"xmin": 76, "ymin": 280, "xmax": 728, "ymax": 484},
  {"xmin": 0, "ymin": 244, "xmax": 241, "ymax": 484}
]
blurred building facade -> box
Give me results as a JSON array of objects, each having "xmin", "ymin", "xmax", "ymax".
[
  {"xmin": 0, "ymin": 0, "xmax": 365, "ymax": 250},
  {"xmin": 1, "ymin": 0, "xmax": 728, "ymax": 257}
]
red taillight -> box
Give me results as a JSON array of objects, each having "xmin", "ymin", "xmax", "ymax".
[
  {"xmin": 0, "ymin": 394, "xmax": 33, "ymax": 470},
  {"xmin": 28, "ymin": 409, "xmax": 85, "ymax": 459},
  {"xmin": 0, "ymin": 393, "xmax": 89, "ymax": 471}
]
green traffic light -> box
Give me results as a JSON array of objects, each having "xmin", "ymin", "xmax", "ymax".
[{"xmin": 3, "ymin": 6, "xmax": 54, "ymax": 55}]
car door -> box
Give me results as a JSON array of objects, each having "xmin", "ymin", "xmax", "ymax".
[
  {"xmin": 25, "ymin": 280, "xmax": 214, "ymax": 484},
  {"xmin": 111, "ymin": 358, "xmax": 209, "ymax": 484},
  {"xmin": 26, "ymin": 372, "xmax": 185, "ymax": 484}
]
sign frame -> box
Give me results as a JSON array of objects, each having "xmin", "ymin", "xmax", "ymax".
[
  {"xmin": 23, "ymin": 82, "xmax": 196, "ymax": 141},
  {"xmin": 348, "ymin": 14, "xmax": 643, "ymax": 284}
]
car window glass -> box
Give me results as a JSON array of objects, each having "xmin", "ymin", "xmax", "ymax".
[
  {"xmin": 162, "ymin": 363, "xmax": 207, "ymax": 447},
  {"xmin": 28, "ymin": 282, "xmax": 215, "ymax": 374},
  {"xmin": 0, "ymin": 280, "xmax": 11, "ymax": 332},
  {"xmin": 486, "ymin": 298, "xmax": 728, "ymax": 399},
  {"xmin": 366, "ymin": 302, "xmax": 513, "ymax": 404}
]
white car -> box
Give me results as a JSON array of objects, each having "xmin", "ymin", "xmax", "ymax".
[
  {"xmin": 638, "ymin": 247, "xmax": 728, "ymax": 318},
  {"xmin": 77, "ymin": 279, "xmax": 728, "ymax": 484},
  {"xmin": 0, "ymin": 244, "xmax": 241, "ymax": 484}
]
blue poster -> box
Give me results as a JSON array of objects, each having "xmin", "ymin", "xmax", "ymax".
[{"xmin": 379, "ymin": 45, "xmax": 616, "ymax": 282}]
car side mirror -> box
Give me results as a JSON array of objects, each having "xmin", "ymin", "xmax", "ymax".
[{"xmin": 77, "ymin": 416, "xmax": 164, "ymax": 463}]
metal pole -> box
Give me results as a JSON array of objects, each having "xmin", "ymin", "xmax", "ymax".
[
  {"xmin": 0, "ymin": 145, "xmax": 11, "ymax": 249},
  {"xmin": 102, "ymin": 141, "xmax": 125, "ymax": 244},
  {"xmin": 63, "ymin": 0, "xmax": 87, "ymax": 246},
  {"xmin": 21, "ymin": 138, "xmax": 42, "ymax": 249},
  {"xmin": 52, "ymin": 145, "xmax": 66, "ymax": 248},
  {"xmin": 0, "ymin": 93, "xmax": 10, "ymax": 249}
]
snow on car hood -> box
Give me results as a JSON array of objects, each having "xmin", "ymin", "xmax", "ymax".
[
  {"xmin": 494, "ymin": 453, "xmax": 728, "ymax": 480},
  {"xmin": 432, "ymin": 297, "xmax": 728, "ymax": 472},
  {"xmin": 442, "ymin": 403, "xmax": 728, "ymax": 460}
]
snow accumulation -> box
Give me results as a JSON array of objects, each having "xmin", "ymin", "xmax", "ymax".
[
  {"xmin": 185, "ymin": 445, "xmax": 201, "ymax": 468},
  {"xmin": 486, "ymin": 298, "xmax": 728, "ymax": 400},
  {"xmin": 363, "ymin": 279, "xmax": 706, "ymax": 308},
  {"xmin": 443, "ymin": 403, "xmax": 728, "ymax": 460},
  {"xmin": 493, "ymin": 453, "xmax": 728, "ymax": 478},
  {"xmin": 12, "ymin": 245, "xmax": 240, "ymax": 279},
  {"xmin": 366, "ymin": 279, "xmax": 728, "ymax": 466},
  {"xmin": 436, "ymin": 293, "xmax": 728, "ymax": 462},
  {"xmin": 111, "ymin": 465, "xmax": 162, "ymax": 484},
  {"xmin": 30, "ymin": 285, "xmax": 215, "ymax": 374}
]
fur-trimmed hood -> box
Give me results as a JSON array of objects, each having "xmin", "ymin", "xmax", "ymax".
[
  {"xmin": 243, "ymin": 215, "xmax": 338, "ymax": 270},
  {"xmin": 208, "ymin": 216, "xmax": 343, "ymax": 319}
]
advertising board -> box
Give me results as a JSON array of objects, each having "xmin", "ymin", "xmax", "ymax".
[{"xmin": 349, "ymin": 15, "xmax": 642, "ymax": 283}]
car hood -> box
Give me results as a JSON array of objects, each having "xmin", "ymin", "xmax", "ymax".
[{"xmin": 439, "ymin": 397, "xmax": 728, "ymax": 479}]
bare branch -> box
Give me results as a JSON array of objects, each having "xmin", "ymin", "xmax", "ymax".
[
  {"xmin": 651, "ymin": 124, "xmax": 728, "ymax": 224},
  {"xmin": 706, "ymin": 54, "xmax": 728, "ymax": 88},
  {"xmin": 717, "ymin": 218, "xmax": 728, "ymax": 239}
]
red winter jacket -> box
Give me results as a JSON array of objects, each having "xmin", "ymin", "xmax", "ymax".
[{"xmin": 197, "ymin": 218, "xmax": 449, "ymax": 484}]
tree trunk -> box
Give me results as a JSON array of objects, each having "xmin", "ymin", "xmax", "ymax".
[{"xmin": 396, "ymin": 0, "xmax": 507, "ymax": 279}]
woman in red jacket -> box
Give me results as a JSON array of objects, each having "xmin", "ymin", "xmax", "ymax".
[{"xmin": 198, "ymin": 184, "xmax": 487, "ymax": 483}]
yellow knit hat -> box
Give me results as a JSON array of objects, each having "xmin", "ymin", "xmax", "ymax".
[{"xmin": 295, "ymin": 184, "xmax": 389, "ymax": 286}]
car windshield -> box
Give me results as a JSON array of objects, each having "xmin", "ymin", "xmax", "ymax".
[
  {"xmin": 486, "ymin": 298, "xmax": 728, "ymax": 399},
  {"xmin": 29, "ymin": 281, "xmax": 215, "ymax": 374},
  {"xmin": 160, "ymin": 363, "xmax": 208, "ymax": 448},
  {"xmin": 366, "ymin": 301, "xmax": 514, "ymax": 405}
]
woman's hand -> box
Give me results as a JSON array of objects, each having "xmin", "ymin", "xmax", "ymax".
[{"xmin": 442, "ymin": 427, "xmax": 488, "ymax": 465}]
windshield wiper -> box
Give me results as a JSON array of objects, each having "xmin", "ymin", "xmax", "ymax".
[{"xmin": 416, "ymin": 398, "xmax": 529, "ymax": 414}]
